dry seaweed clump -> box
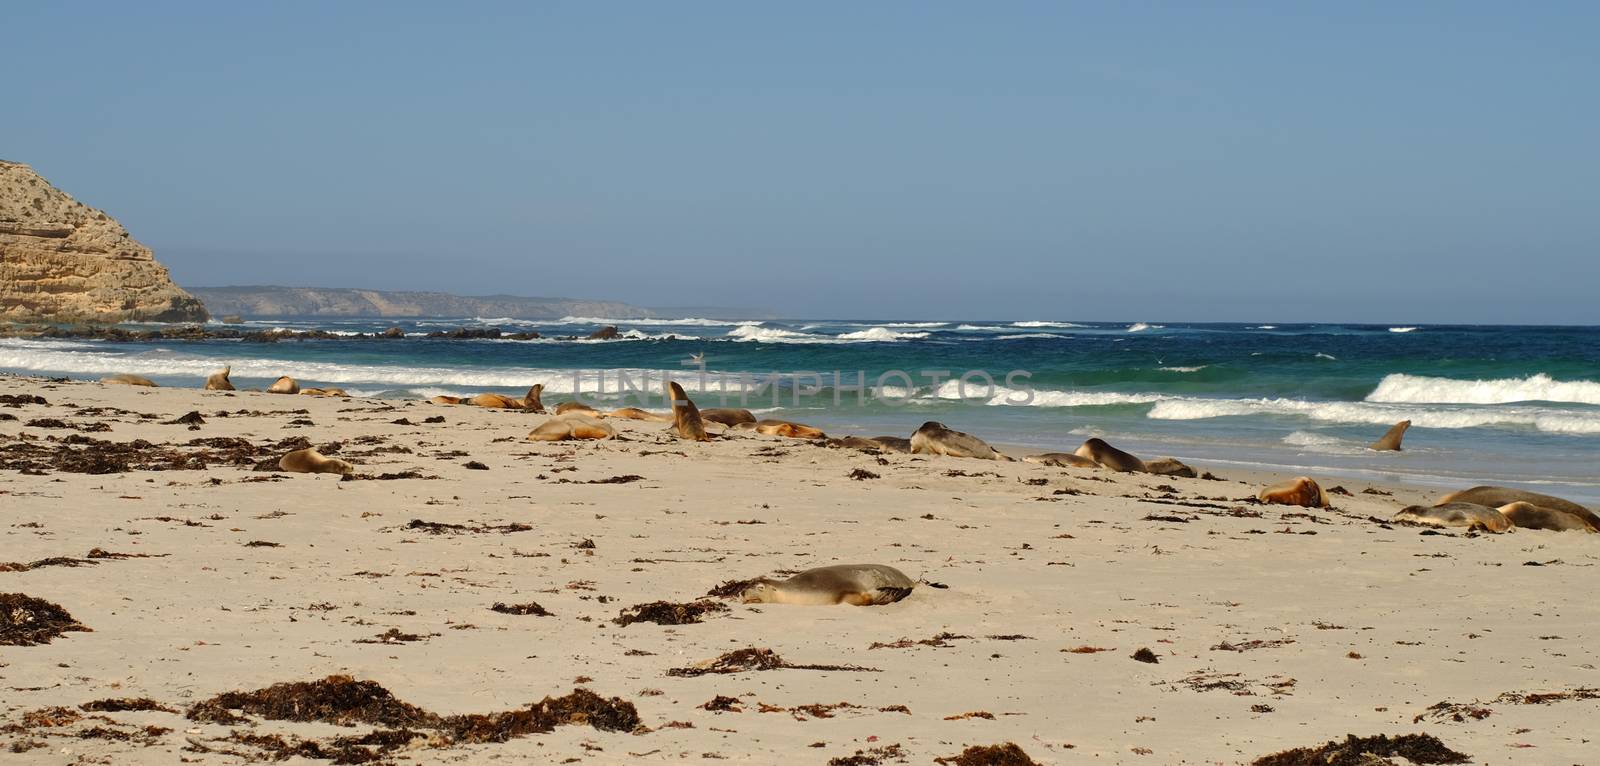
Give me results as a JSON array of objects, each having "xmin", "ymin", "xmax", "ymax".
[
  {"xmin": 441, "ymin": 688, "xmax": 640, "ymax": 742},
  {"xmin": 490, "ymin": 601, "xmax": 552, "ymax": 616},
  {"xmin": 830, "ymin": 742, "xmax": 908, "ymax": 766},
  {"xmin": 80, "ymin": 698, "xmax": 176, "ymax": 713},
  {"xmin": 667, "ymin": 647, "xmax": 878, "ymax": 677},
  {"xmin": 1251, "ymin": 733, "xmax": 1471, "ymax": 766},
  {"xmin": 705, "ymin": 577, "xmax": 761, "ymax": 599},
  {"xmin": 187, "ymin": 675, "xmax": 438, "ymax": 727},
  {"xmin": 613, "ymin": 599, "xmax": 729, "ymax": 626},
  {"xmin": 934, "ymin": 742, "xmax": 1041, "ymax": 766},
  {"xmin": 1, "ymin": 593, "xmax": 91, "ymax": 645}
]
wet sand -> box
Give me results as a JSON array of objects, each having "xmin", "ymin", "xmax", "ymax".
[{"xmin": 1, "ymin": 376, "xmax": 1596, "ymax": 764}]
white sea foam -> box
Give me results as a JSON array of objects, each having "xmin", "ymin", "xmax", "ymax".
[
  {"xmin": 879, "ymin": 322, "xmax": 948, "ymax": 328},
  {"xmin": 1252, "ymin": 325, "xmax": 1278, "ymax": 330},
  {"xmin": 1389, "ymin": 326, "xmax": 1419, "ymax": 333},
  {"xmin": 992, "ymin": 333, "xmax": 1061, "ymax": 340},
  {"xmin": 725, "ymin": 325, "xmax": 824, "ymax": 343},
  {"xmin": 1366, "ymin": 373, "xmax": 1600, "ymax": 406},
  {"xmin": 1158, "ymin": 365, "xmax": 1208, "ymax": 373},
  {"xmin": 1314, "ymin": 352, "xmax": 1338, "ymax": 360},
  {"xmin": 835, "ymin": 328, "xmax": 931, "ymax": 341},
  {"xmin": 1147, "ymin": 397, "xmax": 1600, "ymax": 434},
  {"xmin": 954, "ymin": 324, "xmax": 995, "ymax": 331},
  {"xmin": 553, "ymin": 316, "xmax": 761, "ymax": 327},
  {"xmin": 1127, "ymin": 322, "xmax": 1164, "ymax": 332},
  {"xmin": 1011, "ymin": 321, "xmax": 1085, "ymax": 328}
]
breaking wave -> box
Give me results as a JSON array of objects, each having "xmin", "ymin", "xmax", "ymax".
[{"xmin": 1365, "ymin": 373, "xmax": 1600, "ymax": 406}]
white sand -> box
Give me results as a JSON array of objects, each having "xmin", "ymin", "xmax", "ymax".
[{"xmin": 1, "ymin": 376, "xmax": 1596, "ymax": 764}]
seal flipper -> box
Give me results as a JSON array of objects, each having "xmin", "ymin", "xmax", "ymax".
[{"xmin": 1369, "ymin": 420, "xmax": 1411, "ymax": 451}]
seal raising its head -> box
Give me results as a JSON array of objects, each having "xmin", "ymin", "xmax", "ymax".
[
  {"xmin": 741, "ymin": 564, "xmax": 916, "ymax": 606},
  {"xmin": 1073, "ymin": 438, "xmax": 1146, "ymax": 473},
  {"xmin": 1369, "ymin": 420, "xmax": 1411, "ymax": 451},
  {"xmin": 910, "ymin": 422, "xmax": 1010, "ymax": 461},
  {"xmin": 666, "ymin": 381, "xmax": 709, "ymax": 441},
  {"xmin": 1395, "ymin": 502, "xmax": 1512, "ymax": 533},
  {"xmin": 204, "ymin": 366, "xmax": 235, "ymax": 391}
]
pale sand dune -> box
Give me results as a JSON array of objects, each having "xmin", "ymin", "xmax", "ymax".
[{"xmin": 1, "ymin": 376, "xmax": 1596, "ymax": 763}]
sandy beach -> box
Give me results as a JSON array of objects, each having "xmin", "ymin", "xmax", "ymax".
[{"xmin": 2, "ymin": 375, "xmax": 1597, "ymax": 764}]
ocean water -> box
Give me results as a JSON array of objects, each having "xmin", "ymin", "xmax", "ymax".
[{"xmin": 4, "ymin": 318, "xmax": 1598, "ymax": 502}]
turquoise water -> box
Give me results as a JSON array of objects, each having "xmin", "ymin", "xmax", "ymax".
[{"xmin": 4, "ymin": 317, "xmax": 1598, "ymax": 501}]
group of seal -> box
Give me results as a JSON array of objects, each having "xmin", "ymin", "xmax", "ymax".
[
  {"xmin": 1021, "ymin": 437, "xmax": 1196, "ymax": 477},
  {"xmin": 431, "ymin": 384, "xmax": 545, "ymax": 411},
  {"xmin": 1395, "ymin": 486, "xmax": 1599, "ymax": 533}
]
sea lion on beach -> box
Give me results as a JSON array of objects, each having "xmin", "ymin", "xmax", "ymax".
[
  {"xmin": 868, "ymin": 436, "xmax": 912, "ymax": 453},
  {"xmin": 1436, "ymin": 486, "xmax": 1592, "ymax": 517},
  {"xmin": 1369, "ymin": 420, "xmax": 1411, "ymax": 451},
  {"xmin": 204, "ymin": 366, "xmax": 235, "ymax": 391},
  {"xmin": 467, "ymin": 384, "xmax": 545, "ymax": 411},
  {"xmin": 1142, "ymin": 457, "xmax": 1197, "ymax": 478},
  {"xmin": 666, "ymin": 381, "xmax": 710, "ymax": 441},
  {"xmin": 910, "ymin": 421, "xmax": 1011, "ymax": 461},
  {"xmin": 1024, "ymin": 452, "xmax": 1100, "ymax": 469},
  {"xmin": 278, "ymin": 447, "xmax": 354, "ymax": 476},
  {"xmin": 1074, "ymin": 438, "xmax": 1146, "ymax": 473},
  {"xmin": 1497, "ymin": 501, "xmax": 1600, "ymax": 533},
  {"xmin": 700, "ymin": 408, "xmax": 757, "ymax": 427},
  {"xmin": 740, "ymin": 564, "xmax": 916, "ymax": 606},
  {"xmin": 267, "ymin": 376, "xmax": 300, "ymax": 395},
  {"xmin": 555, "ymin": 401, "xmax": 602, "ymax": 418},
  {"xmin": 1257, "ymin": 477, "xmax": 1331, "ymax": 508},
  {"xmin": 300, "ymin": 387, "xmax": 348, "ymax": 398},
  {"xmin": 429, "ymin": 395, "xmax": 464, "ymax": 405},
  {"xmin": 101, "ymin": 374, "xmax": 157, "ymax": 387},
  {"xmin": 526, "ymin": 414, "xmax": 616, "ymax": 441},
  {"xmin": 606, "ymin": 407, "xmax": 673, "ymax": 423},
  {"xmin": 743, "ymin": 419, "xmax": 826, "ymax": 439},
  {"xmin": 1394, "ymin": 502, "xmax": 1512, "ymax": 533}
]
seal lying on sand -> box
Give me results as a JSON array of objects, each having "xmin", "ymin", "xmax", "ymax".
[
  {"xmin": 1142, "ymin": 457, "xmax": 1197, "ymax": 478},
  {"xmin": 468, "ymin": 385, "xmax": 545, "ymax": 410},
  {"xmin": 429, "ymin": 395, "xmax": 464, "ymax": 405},
  {"xmin": 278, "ymin": 447, "xmax": 354, "ymax": 475},
  {"xmin": 204, "ymin": 366, "xmax": 235, "ymax": 391},
  {"xmin": 1024, "ymin": 452, "xmax": 1100, "ymax": 469},
  {"xmin": 606, "ymin": 407, "xmax": 672, "ymax": 422},
  {"xmin": 1074, "ymin": 438, "xmax": 1146, "ymax": 472},
  {"xmin": 910, "ymin": 422, "xmax": 1011, "ymax": 461},
  {"xmin": 826, "ymin": 435, "xmax": 910, "ymax": 453},
  {"xmin": 700, "ymin": 408, "xmax": 757, "ymax": 427},
  {"xmin": 1369, "ymin": 420, "xmax": 1411, "ymax": 451},
  {"xmin": 526, "ymin": 414, "xmax": 616, "ymax": 441},
  {"xmin": 267, "ymin": 376, "xmax": 300, "ymax": 395},
  {"xmin": 868, "ymin": 436, "xmax": 912, "ymax": 453},
  {"xmin": 300, "ymin": 387, "xmax": 348, "ymax": 397},
  {"xmin": 1257, "ymin": 477, "xmax": 1331, "ymax": 508},
  {"xmin": 102, "ymin": 374, "xmax": 157, "ymax": 387},
  {"xmin": 740, "ymin": 564, "xmax": 916, "ymax": 606},
  {"xmin": 1436, "ymin": 486, "xmax": 1592, "ymax": 517},
  {"xmin": 1497, "ymin": 501, "xmax": 1600, "ymax": 532},
  {"xmin": 738, "ymin": 419, "xmax": 826, "ymax": 439},
  {"xmin": 555, "ymin": 401, "xmax": 602, "ymax": 418},
  {"xmin": 1394, "ymin": 502, "xmax": 1512, "ymax": 532},
  {"xmin": 666, "ymin": 381, "xmax": 710, "ymax": 441}
]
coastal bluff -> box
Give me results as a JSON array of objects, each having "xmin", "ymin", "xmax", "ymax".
[{"xmin": 0, "ymin": 160, "xmax": 207, "ymax": 324}]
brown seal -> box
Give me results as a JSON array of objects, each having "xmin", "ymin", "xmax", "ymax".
[
  {"xmin": 746, "ymin": 419, "xmax": 826, "ymax": 439},
  {"xmin": 102, "ymin": 374, "xmax": 157, "ymax": 387},
  {"xmin": 1073, "ymin": 438, "xmax": 1146, "ymax": 472},
  {"xmin": 555, "ymin": 400, "xmax": 602, "ymax": 418},
  {"xmin": 1394, "ymin": 502, "xmax": 1512, "ymax": 532},
  {"xmin": 700, "ymin": 408, "xmax": 757, "ymax": 427},
  {"xmin": 1497, "ymin": 501, "xmax": 1600, "ymax": 532},
  {"xmin": 910, "ymin": 421, "xmax": 1011, "ymax": 461},
  {"xmin": 1257, "ymin": 477, "xmax": 1330, "ymax": 508},
  {"xmin": 204, "ymin": 366, "xmax": 235, "ymax": 391},
  {"xmin": 1436, "ymin": 486, "xmax": 1592, "ymax": 517},
  {"xmin": 526, "ymin": 414, "xmax": 616, "ymax": 441},
  {"xmin": 299, "ymin": 388, "xmax": 348, "ymax": 398},
  {"xmin": 606, "ymin": 407, "xmax": 673, "ymax": 422},
  {"xmin": 1142, "ymin": 457, "xmax": 1197, "ymax": 478},
  {"xmin": 1369, "ymin": 420, "xmax": 1411, "ymax": 451},
  {"xmin": 740, "ymin": 564, "xmax": 916, "ymax": 606},
  {"xmin": 666, "ymin": 381, "xmax": 709, "ymax": 441},
  {"xmin": 266, "ymin": 376, "xmax": 300, "ymax": 395},
  {"xmin": 467, "ymin": 384, "xmax": 545, "ymax": 411},
  {"xmin": 278, "ymin": 447, "xmax": 354, "ymax": 475}
]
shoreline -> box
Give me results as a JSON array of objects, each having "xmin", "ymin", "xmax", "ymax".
[{"xmin": 3, "ymin": 376, "xmax": 1597, "ymax": 763}]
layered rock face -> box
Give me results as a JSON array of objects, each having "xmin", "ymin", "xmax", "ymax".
[{"xmin": 0, "ymin": 160, "xmax": 208, "ymax": 323}]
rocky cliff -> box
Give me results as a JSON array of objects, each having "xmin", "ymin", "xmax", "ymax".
[
  {"xmin": 0, "ymin": 160, "xmax": 207, "ymax": 324},
  {"xmin": 187, "ymin": 286, "xmax": 655, "ymax": 320}
]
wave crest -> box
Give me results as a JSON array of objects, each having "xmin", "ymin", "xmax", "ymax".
[{"xmin": 1365, "ymin": 373, "xmax": 1600, "ymax": 406}]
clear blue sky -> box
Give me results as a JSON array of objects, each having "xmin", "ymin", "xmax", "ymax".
[{"xmin": 5, "ymin": 2, "xmax": 1596, "ymax": 322}]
